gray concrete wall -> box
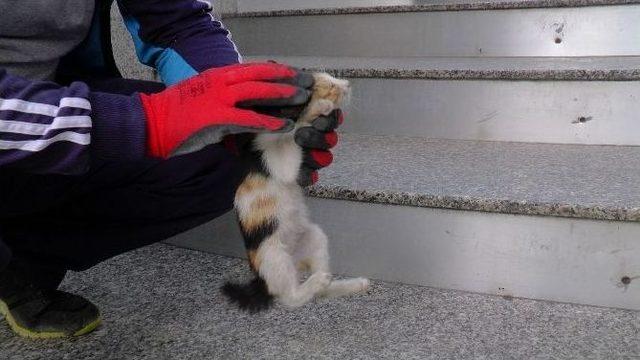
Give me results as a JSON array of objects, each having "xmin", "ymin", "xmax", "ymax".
[
  {"xmin": 109, "ymin": 3, "xmax": 158, "ymax": 81},
  {"xmin": 216, "ymin": 0, "xmax": 238, "ymax": 15},
  {"xmin": 109, "ymin": 1, "xmax": 239, "ymax": 80}
]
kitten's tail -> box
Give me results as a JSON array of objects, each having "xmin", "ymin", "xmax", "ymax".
[{"xmin": 222, "ymin": 276, "xmax": 274, "ymax": 313}]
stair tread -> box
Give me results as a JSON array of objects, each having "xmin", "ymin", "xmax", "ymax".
[
  {"xmin": 311, "ymin": 134, "xmax": 640, "ymax": 221},
  {"xmin": 226, "ymin": 0, "xmax": 640, "ymax": 17},
  {"xmin": 244, "ymin": 55, "xmax": 640, "ymax": 80},
  {"xmin": 3, "ymin": 243, "xmax": 635, "ymax": 358}
]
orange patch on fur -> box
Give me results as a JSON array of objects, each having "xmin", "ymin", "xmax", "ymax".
[
  {"xmin": 312, "ymin": 73, "xmax": 346, "ymax": 104},
  {"xmin": 247, "ymin": 249, "xmax": 262, "ymax": 271},
  {"xmin": 236, "ymin": 173, "xmax": 268, "ymax": 198},
  {"xmin": 239, "ymin": 195, "xmax": 277, "ymax": 232},
  {"xmin": 296, "ymin": 259, "xmax": 311, "ymax": 272}
]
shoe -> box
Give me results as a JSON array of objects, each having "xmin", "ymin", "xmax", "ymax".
[{"xmin": 0, "ymin": 259, "xmax": 101, "ymax": 338}]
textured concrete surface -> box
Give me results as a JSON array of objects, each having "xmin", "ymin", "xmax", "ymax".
[
  {"xmin": 245, "ymin": 55, "xmax": 640, "ymax": 81},
  {"xmin": 110, "ymin": 3, "xmax": 158, "ymax": 82},
  {"xmin": 310, "ymin": 135, "xmax": 640, "ymax": 221},
  {"xmin": 224, "ymin": 0, "xmax": 640, "ymax": 17},
  {"xmin": 0, "ymin": 244, "xmax": 638, "ymax": 359}
]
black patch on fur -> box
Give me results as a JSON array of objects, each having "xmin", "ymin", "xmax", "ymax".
[
  {"xmin": 235, "ymin": 134, "xmax": 270, "ymax": 177},
  {"xmin": 239, "ymin": 218, "xmax": 279, "ymax": 251},
  {"xmin": 222, "ymin": 277, "xmax": 274, "ymax": 313},
  {"xmin": 243, "ymin": 150, "xmax": 269, "ymax": 177}
]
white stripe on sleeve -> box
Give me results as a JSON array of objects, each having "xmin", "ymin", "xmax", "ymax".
[
  {"xmin": 0, "ymin": 99, "xmax": 59, "ymax": 117},
  {"xmin": 59, "ymin": 97, "xmax": 92, "ymax": 110},
  {"xmin": 0, "ymin": 131, "xmax": 91, "ymax": 151},
  {"xmin": 0, "ymin": 97, "xmax": 92, "ymax": 117},
  {"xmin": 0, "ymin": 116, "xmax": 92, "ymax": 136}
]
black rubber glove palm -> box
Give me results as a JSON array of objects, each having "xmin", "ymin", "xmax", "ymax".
[
  {"xmin": 294, "ymin": 109, "xmax": 343, "ymax": 186},
  {"xmin": 225, "ymin": 108, "xmax": 343, "ymax": 187}
]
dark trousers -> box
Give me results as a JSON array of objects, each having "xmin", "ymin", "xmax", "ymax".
[{"xmin": 0, "ymin": 144, "xmax": 246, "ymax": 272}]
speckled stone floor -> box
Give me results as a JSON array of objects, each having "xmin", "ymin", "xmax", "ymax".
[
  {"xmin": 244, "ymin": 55, "xmax": 640, "ymax": 81},
  {"xmin": 1, "ymin": 244, "xmax": 637, "ymax": 359}
]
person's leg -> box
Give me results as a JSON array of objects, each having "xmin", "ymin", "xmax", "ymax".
[
  {"xmin": 0, "ymin": 240, "xmax": 11, "ymax": 272},
  {"xmin": 1, "ymin": 143, "xmax": 247, "ymax": 271},
  {"xmin": 0, "ymin": 143, "xmax": 247, "ymax": 337}
]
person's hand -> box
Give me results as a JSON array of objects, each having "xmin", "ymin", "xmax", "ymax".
[
  {"xmin": 140, "ymin": 62, "xmax": 314, "ymax": 158},
  {"xmin": 294, "ymin": 109, "xmax": 343, "ymax": 186}
]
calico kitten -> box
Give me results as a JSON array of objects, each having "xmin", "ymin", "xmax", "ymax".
[{"xmin": 222, "ymin": 73, "xmax": 370, "ymax": 311}]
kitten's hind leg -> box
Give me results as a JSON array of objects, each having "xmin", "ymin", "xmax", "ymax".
[
  {"xmin": 294, "ymin": 223, "xmax": 330, "ymax": 274},
  {"xmin": 320, "ymin": 278, "xmax": 370, "ymax": 298},
  {"xmin": 258, "ymin": 236, "xmax": 331, "ymax": 308},
  {"xmin": 297, "ymin": 224, "xmax": 370, "ymax": 298}
]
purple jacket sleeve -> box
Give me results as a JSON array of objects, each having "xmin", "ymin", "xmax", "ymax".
[
  {"xmin": 117, "ymin": 0, "xmax": 242, "ymax": 86},
  {"xmin": 0, "ymin": 69, "xmax": 147, "ymax": 175}
]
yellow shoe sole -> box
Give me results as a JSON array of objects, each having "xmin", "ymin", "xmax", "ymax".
[{"xmin": 0, "ymin": 299, "xmax": 101, "ymax": 339}]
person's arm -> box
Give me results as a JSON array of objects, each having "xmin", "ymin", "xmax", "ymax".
[
  {"xmin": 0, "ymin": 69, "xmax": 146, "ymax": 175},
  {"xmin": 0, "ymin": 63, "xmax": 314, "ymax": 174},
  {"xmin": 117, "ymin": 0, "xmax": 241, "ymax": 86},
  {"xmin": 115, "ymin": 0, "xmax": 342, "ymax": 186}
]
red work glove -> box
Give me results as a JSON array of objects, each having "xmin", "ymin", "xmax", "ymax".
[
  {"xmin": 294, "ymin": 109, "xmax": 344, "ymax": 186},
  {"xmin": 139, "ymin": 63, "xmax": 314, "ymax": 158}
]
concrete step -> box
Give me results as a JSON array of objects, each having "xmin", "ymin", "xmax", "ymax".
[
  {"xmin": 223, "ymin": 3, "xmax": 640, "ymax": 58},
  {"xmin": 2, "ymin": 243, "xmax": 636, "ymax": 359},
  {"xmin": 169, "ymin": 134, "xmax": 640, "ymax": 310},
  {"xmin": 245, "ymin": 55, "xmax": 640, "ymax": 145},
  {"xmin": 311, "ymin": 134, "xmax": 640, "ymax": 222}
]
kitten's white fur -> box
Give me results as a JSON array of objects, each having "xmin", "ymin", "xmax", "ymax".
[{"xmin": 235, "ymin": 74, "xmax": 369, "ymax": 307}]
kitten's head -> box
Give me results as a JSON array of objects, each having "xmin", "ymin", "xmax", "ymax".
[
  {"xmin": 312, "ymin": 72, "xmax": 350, "ymax": 106},
  {"xmin": 298, "ymin": 73, "xmax": 350, "ymax": 126}
]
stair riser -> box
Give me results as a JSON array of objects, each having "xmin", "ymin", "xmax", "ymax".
[
  {"xmin": 168, "ymin": 199, "xmax": 640, "ymax": 310},
  {"xmin": 225, "ymin": 6, "xmax": 640, "ymax": 57},
  {"xmin": 338, "ymin": 78, "xmax": 640, "ymax": 145}
]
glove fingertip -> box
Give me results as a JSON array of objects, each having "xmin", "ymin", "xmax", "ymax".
[
  {"xmin": 325, "ymin": 131, "xmax": 339, "ymax": 148},
  {"xmin": 295, "ymin": 71, "xmax": 315, "ymax": 89},
  {"xmin": 275, "ymin": 118, "xmax": 296, "ymax": 132},
  {"xmin": 290, "ymin": 88, "xmax": 312, "ymax": 106},
  {"xmin": 271, "ymin": 68, "xmax": 315, "ymax": 89},
  {"xmin": 294, "ymin": 126, "xmax": 311, "ymax": 146},
  {"xmin": 312, "ymin": 109, "xmax": 342, "ymax": 132},
  {"xmin": 312, "ymin": 117, "xmax": 331, "ymax": 132},
  {"xmin": 297, "ymin": 168, "xmax": 319, "ymax": 187},
  {"xmin": 311, "ymin": 149, "xmax": 333, "ymax": 167}
]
